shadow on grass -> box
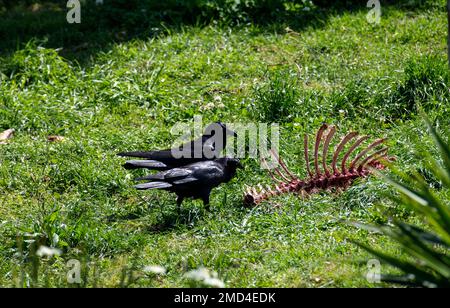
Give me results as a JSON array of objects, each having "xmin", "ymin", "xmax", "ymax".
[
  {"xmin": 106, "ymin": 198, "xmax": 207, "ymax": 233},
  {"xmin": 146, "ymin": 205, "xmax": 211, "ymax": 233},
  {"xmin": 0, "ymin": 0, "xmax": 443, "ymax": 65}
]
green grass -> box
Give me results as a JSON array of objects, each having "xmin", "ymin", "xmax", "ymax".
[{"xmin": 0, "ymin": 1, "xmax": 449, "ymax": 287}]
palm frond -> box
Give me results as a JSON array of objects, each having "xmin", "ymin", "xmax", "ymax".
[{"xmin": 353, "ymin": 115, "xmax": 450, "ymax": 287}]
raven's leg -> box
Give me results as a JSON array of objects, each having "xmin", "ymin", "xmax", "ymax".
[
  {"xmin": 201, "ymin": 194, "xmax": 210, "ymax": 211},
  {"xmin": 176, "ymin": 196, "xmax": 184, "ymax": 214}
]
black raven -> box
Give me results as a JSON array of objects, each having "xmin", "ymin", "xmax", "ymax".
[
  {"xmin": 134, "ymin": 157, "xmax": 242, "ymax": 210},
  {"xmin": 118, "ymin": 122, "xmax": 237, "ymax": 171}
]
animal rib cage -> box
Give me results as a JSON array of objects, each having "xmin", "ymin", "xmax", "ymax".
[{"xmin": 244, "ymin": 124, "xmax": 390, "ymax": 205}]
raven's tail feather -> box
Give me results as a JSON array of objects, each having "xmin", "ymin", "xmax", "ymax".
[
  {"xmin": 134, "ymin": 182, "xmax": 172, "ymax": 190},
  {"xmin": 134, "ymin": 173, "xmax": 164, "ymax": 181},
  {"xmin": 123, "ymin": 160, "xmax": 168, "ymax": 170},
  {"xmin": 117, "ymin": 151, "xmax": 158, "ymax": 159}
]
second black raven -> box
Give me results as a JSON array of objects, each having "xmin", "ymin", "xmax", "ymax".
[
  {"xmin": 134, "ymin": 157, "xmax": 242, "ymax": 210},
  {"xmin": 118, "ymin": 122, "xmax": 237, "ymax": 171}
]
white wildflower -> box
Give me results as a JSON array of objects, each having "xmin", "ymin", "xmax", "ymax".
[
  {"xmin": 36, "ymin": 246, "xmax": 62, "ymax": 258},
  {"xmin": 204, "ymin": 277, "xmax": 225, "ymax": 288},
  {"xmin": 143, "ymin": 265, "xmax": 166, "ymax": 275},
  {"xmin": 185, "ymin": 267, "xmax": 225, "ymax": 288},
  {"xmin": 185, "ymin": 267, "xmax": 210, "ymax": 281}
]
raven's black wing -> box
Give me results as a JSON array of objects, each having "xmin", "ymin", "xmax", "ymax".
[
  {"xmin": 117, "ymin": 121, "xmax": 235, "ymax": 166},
  {"xmin": 118, "ymin": 135, "xmax": 214, "ymax": 170},
  {"xmin": 133, "ymin": 161, "xmax": 225, "ymax": 191}
]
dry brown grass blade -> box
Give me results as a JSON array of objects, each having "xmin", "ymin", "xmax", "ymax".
[{"xmin": 0, "ymin": 129, "xmax": 15, "ymax": 144}]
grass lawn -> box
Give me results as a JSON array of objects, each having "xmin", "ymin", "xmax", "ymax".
[{"xmin": 0, "ymin": 0, "xmax": 449, "ymax": 287}]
